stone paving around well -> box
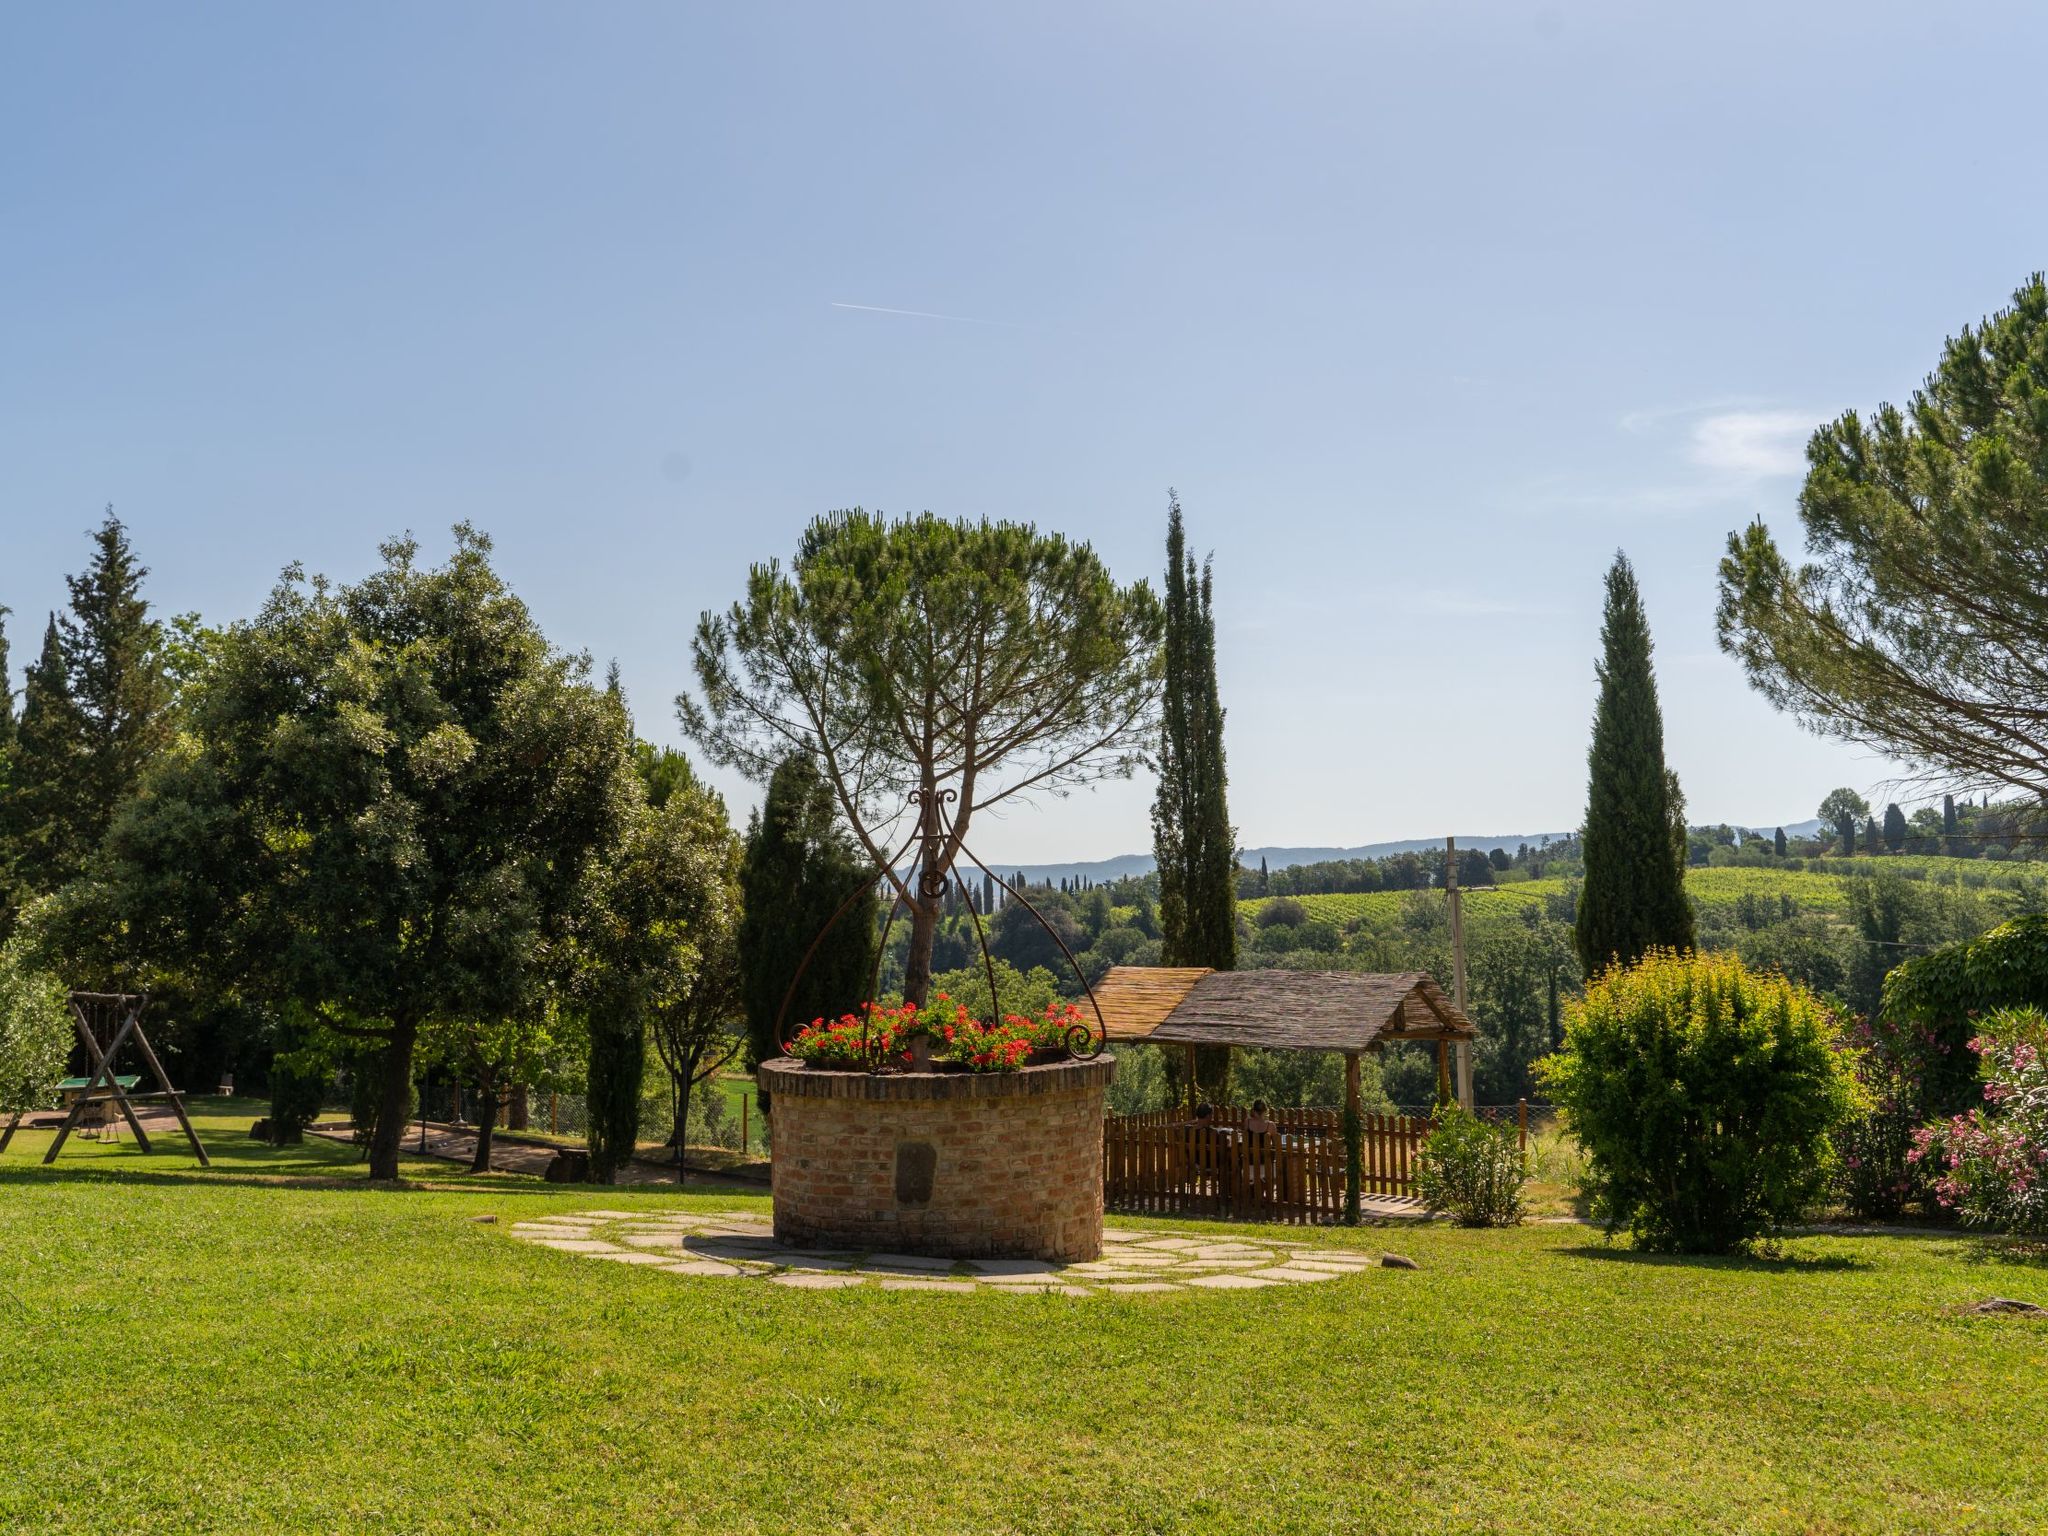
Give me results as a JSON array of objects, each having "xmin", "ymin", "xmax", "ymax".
[{"xmin": 504, "ymin": 1208, "xmax": 1400, "ymax": 1295}]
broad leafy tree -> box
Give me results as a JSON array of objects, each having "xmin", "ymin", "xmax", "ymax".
[
  {"xmin": 571, "ymin": 770, "xmax": 738, "ymax": 1183},
  {"xmin": 683, "ymin": 511, "xmax": 1161, "ymax": 1006},
  {"xmin": 736, "ymin": 752, "xmax": 874, "ymax": 1084},
  {"xmin": 1718, "ymin": 275, "xmax": 2048, "ymax": 797},
  {"xmin": 1152, "ymin": 494, "xmax": 1236, "ymax": 1101},
  {"xmin": 1818, "ymin": 787, "xmax": 1870, "ymax": 828},
  {"xmin": 1574, "ymin": 552, "xmax": 1694, "ymax": 975},
  {"xmin": 646, "ymin": 785, "xmax": 743, "ymax": 1182},
  {"xmin": 93, "ymin": 527, "xmax": 639, "ymax": 1179}
]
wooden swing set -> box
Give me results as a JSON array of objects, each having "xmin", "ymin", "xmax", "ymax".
[{"xmin": 0, "ymin": 991, "xmax": 210, "ymax": 1166}]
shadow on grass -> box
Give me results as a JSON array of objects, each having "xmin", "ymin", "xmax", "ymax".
[
  {"xmin": 1562, "ymin": 1244, "xmax": 1869, "ymax": 1274},
  {"xmin": 1957, "ymin": 1238, "xmax": 2048, "ymax": 1269}
]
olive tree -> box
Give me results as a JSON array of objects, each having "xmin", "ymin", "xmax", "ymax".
[{"xmin": 682, "ymin": 511, "xmax": 1161, "ymax": 1006}]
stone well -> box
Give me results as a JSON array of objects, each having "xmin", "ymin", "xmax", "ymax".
[{"xmin": 758, "ymin": 1054, "xmax": 1115, "ymax": 1263}]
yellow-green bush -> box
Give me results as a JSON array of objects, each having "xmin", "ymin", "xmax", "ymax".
[{"xmin": 1541, "ymin": 949, "xmax": 1861, "ymax": 1252}]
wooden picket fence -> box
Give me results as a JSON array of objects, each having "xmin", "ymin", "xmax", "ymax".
[{"xmin": 1101, "ymin": 1106, "xmax": 1428, "ymax": 1224}]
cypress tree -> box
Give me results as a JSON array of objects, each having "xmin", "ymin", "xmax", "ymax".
[
  {"xmin": 2, "ymin": 512, "xmax": 169, "ymax": 902},
  {"xmin": 3, "ymin": 616, "xmax": 91, "ymax": 901},
  {"xmin": 1882, "ymin": 802, "xmax": 1907, "ymax": 853},
  {"xmin": 737, "ymin": 753, "xmax": 876, "ymax": 1095},
  {"xmin": 1153, "ymin": 492, "xmax": 1236, "ymax": 1101},
  {"xmin": 1574, "ymin": 552, "xmax": 1694, "ymax": 976},
  {"xmin": 0, "ymin": 606, "xmax": 13, "ymax": 760},
  {"xmin": 1863, "ymin": 816, "xmax": 1883, "ymax": 855},
  {"xmin": 1836, "ymin": 812, "xmax": 1857, "ymax": 857},
  {"xmin": 61, "ymin": 510, "xmax": 170, "ymax": 833},
  {"xmin": 584, "ymin": 1015, "xmax": 644, "ymax": 1184},
  {"xmin": 1774, "ymin": 826, "xmax": 1788, "ymax": 858}
]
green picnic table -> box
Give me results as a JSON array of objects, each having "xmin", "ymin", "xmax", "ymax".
[{"xmin": 58, "ymin": 1075, "xmax": 141, "ymax": 1105}]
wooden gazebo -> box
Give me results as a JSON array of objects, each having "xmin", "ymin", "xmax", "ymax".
[{"xmin": 1091, "ymin": 966, "xmax": 1479, "ymax": 1223}]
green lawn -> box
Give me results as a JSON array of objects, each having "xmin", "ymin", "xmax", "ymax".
[{"xmin": 2, "ymin": 1107, "xmax": 2044, "ymax": 1534}]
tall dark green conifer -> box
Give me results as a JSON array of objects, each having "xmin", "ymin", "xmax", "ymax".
[
  {"xmin": 737, "ymin": 753, "xmax": 876, "ymax": 1097},
  {"xmin": 62, "ymin": 511, "xmax": 170, "ymax": 818},
  {"xmin": 1574, "ymin": 552, "xmax": 1694, "ymax": 976},
  {"xmin": 1152, "ymin": 492, "xmax": 1236, "ymax": 1100},
  {"xmin": 2, "ymin": 511, "xmax": 168, "ymax": 902},
  {"xmin": 3, "ymin": 616, "xmax": 91, "ymax": 901},
  {"xmin": 0, "ymin": 606, "xmax": 14, "ymax": 762}
]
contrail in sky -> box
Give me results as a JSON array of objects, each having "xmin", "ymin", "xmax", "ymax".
[{"xmin": 831, "ymin": 301, "xmax": 1023, "ymax": 328}]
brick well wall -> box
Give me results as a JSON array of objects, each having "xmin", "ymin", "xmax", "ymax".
[{"xmin": 759, "ymin": 1055, "xmax": 1115, "ymax": 1262}]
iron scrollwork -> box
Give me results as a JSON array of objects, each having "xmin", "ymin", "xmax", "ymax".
[{"xmin": 772, "ymin": 788, "xmax": 1109, "ymax": 1069}]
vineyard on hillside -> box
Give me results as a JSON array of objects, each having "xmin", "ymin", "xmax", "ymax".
[{"xmin": 1226, "ymin": 854, "xmax": 2048, "ymax": 1107}]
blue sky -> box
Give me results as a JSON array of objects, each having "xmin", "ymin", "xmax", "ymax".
[{"xmin": 4, "ymin": 3, "xmax": 2043, "ymax": 862}]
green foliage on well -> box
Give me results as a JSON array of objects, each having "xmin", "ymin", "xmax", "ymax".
[
  {"xmin": 1718, "ymin": 272, "xmax": 2048, "ymax": 793},
  {"xmin": 1543, "ymin": 950, "xmax": 1861, "ymax": 1252},
  {"xmin": 1575, "ymin": 553, "xmax": 1694, "ymax": 977}
]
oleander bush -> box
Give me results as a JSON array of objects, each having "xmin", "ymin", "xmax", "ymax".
[
  {"xmin": 1414, "ymin": 1104, "xmax": 1526, "ymax": 1227},
  {"xmin": 1541, "ymin": 949, "xmax": 1861, "ymax": 1253},
  {"xmin": 1911, "ymin": 1006, "xmax": 2048, "ymax": 1237}
]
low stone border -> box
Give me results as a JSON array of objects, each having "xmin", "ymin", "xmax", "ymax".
[{"xmin": 503, "ymin": 1208, "xmax": 1400, "ymax": 1295}]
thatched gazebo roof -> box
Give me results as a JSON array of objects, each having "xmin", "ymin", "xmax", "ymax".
[{"xmin": 1093, "ymin": 966, "xmax": 1477, "ymax": 1053}]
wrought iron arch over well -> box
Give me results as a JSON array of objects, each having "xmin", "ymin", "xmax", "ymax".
[{"xmin": 773, "ymin": 788, "xmax": 1107, "ymax": 1068}]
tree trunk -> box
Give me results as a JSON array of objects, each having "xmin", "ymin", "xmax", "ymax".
[
  {"xmin": 902, "ymin": 896, "xmax": 939, "ymax": 1006},
  {"xmin": 469, "ymin": 1078, "xmax": 498, "ymax": 1173},
  {"xmin": 1164, "ymin": 1044, "xmax": 1233, "ymax": 1107},
  {"xmin": 367, "ymin": 1019, "xmax": 418, "ymax": 1181}
]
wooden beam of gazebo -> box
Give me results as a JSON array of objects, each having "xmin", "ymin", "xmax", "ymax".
[{"xmin": 1092, "ymin": 965, "xmax": 1480, "ymax": 1222}]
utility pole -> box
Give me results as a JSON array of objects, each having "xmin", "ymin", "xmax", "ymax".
[{"xmin": 1446, "ymin": 836, "xmax": 1474, "ymax": 1110}]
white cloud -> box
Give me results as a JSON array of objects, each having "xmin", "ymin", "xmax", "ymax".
[{"xmin": 1687, "ymin": 410, "xmax": 1812, "ymax": 479}]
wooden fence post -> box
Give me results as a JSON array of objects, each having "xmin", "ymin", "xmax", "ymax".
[
  {"xmin": 1518, "ymin": 1098, "xmax": 1528, "ymax": 1151},
  {"xmin": 1343, "ymin": 1052, "xmax": 1362, "ymax": 1225},
  {"xmin": 741, "ymin": 1092, "xmax": 749, "ymax": 1154}
]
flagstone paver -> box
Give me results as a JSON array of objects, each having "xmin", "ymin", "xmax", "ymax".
[{"xmin": 503, "ymin": 1210, "xmax": 1388, "ymax": 1296}]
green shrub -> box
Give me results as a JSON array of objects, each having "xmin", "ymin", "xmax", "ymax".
[
  {"xmin": 1540, "ymin": 949, "xmax": 1860, "ymax": 1253},
  {"xmin": 0, "ymin": 940, "xmax": 71, "ymax": 1116},
  {"xmin": 1413, "ymin": 1105, "xmax": 1526, "ymax": 1227}
]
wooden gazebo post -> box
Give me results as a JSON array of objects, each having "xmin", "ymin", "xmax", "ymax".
[{"xmin": 1343, "ymin": 1051, "xmax": 1363, "ymax": 1224}]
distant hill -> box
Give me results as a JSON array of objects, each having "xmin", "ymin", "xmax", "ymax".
[{"xmin": 997, "ymin": 834, "xmax": 1571, "ymax": 889}]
